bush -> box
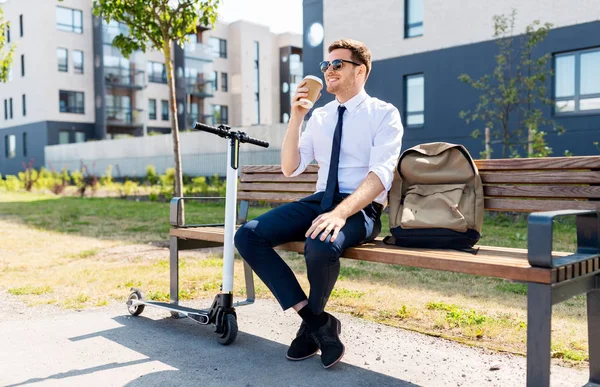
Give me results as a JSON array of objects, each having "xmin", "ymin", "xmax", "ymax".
[
  {"xmin": 18, "ymin": 160, "xmax": 39, "ymax": 192},
  {"xmin": 52, "ymin": 168, "xmax": 71, "ymax": 195},
  {"xmin": 146, "ymin": 165, "xmax": 159, "ymax": 185},
  {"xmin": 100, "ymin": 165, "xmax": 114, "ymax": 188},
  {"xmin": 120, "ymin": 180, "xmax": 140, "ymax": 197},
  {"xmin": 4, "ymin": 175, "xmax": 21, "ymax": 191}
]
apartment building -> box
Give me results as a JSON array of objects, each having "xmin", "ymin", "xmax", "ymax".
[
  {"xmin": 303, "ymin": 0, "xmax": 600, "ymax": 157},
  {"xmin": 0, "ymin": 0, "xmax": 302, "ymax": 175}
]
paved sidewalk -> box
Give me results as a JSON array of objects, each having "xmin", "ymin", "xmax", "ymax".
[{"xmin": 0, "ymin": 297, "xmax": 588, "ymax": 387}]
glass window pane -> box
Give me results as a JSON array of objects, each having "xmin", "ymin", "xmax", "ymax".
[
  {"xmin": 407, "ymin": 114, "xmax": 424, "ymax": 126},
  {"xmin": 73, "ymin": 50, "xmax": 83, "ymax": 73},
  {"xmin": 555, "ymin": 55, "xmax": 575, "ymax": 98},
  {"xmin": 580, "ymin": 97, "xmax": 600, "ymax": 111},
  {"xmin": 408, "ymin": 0, "xmax": 423, "ymax": 24},
  {"xmin": 555, "ymin": 99, "xmax": 575, "ymax": 113},
  {"xmin": 57, "ymin": 48, "xmax": 68, "ymax": 71},
  {"xmin": 56, "ymin": 7, "xmax": 71, "ymax": 31},
  {"xmin": 59, "ymin": 132, "xmax": 69, "ymax": 144},
  {"xmin": 407, "ymin": 25, "xmax": 423, "ymax": 37},
  {"xmin": 75, "ymin": 132, "xmax": 85, "ymax": 143},
  {"xmin": 406, "ymin": 75, "xmax": 424, "ymax": 113},
  {"xmin": 73, "ymin": 10, "xmax": 82, "ymax": 32},
  {"xmin": 580, "ymin": 51, "xmax": 600, "ymax": 95},
  {"xmin": 8, "ymin": 135, "xmax": 16, "ymax": 158}
]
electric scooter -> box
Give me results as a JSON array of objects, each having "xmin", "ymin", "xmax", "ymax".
[{"xmin": 125, "ymin": 122, "xmax": 269, "ymax": 345}]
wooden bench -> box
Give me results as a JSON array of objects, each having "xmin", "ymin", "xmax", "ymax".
[{"xmin": 168, "ymin": 156, "xmax": 600, "ymax": 387}]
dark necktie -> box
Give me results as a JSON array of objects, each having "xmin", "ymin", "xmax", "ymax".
[{"xmin": 321, "ymin": 105, "xmax": 347, "ymax": 210}]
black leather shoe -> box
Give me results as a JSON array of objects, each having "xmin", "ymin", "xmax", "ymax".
[
  {"xmin": 286, "ymin": 321, "xmax": 319, "ymax": 361},
  {"xmin": 310, "ymin": 313, "xmax": 345, "ymax": 369}
]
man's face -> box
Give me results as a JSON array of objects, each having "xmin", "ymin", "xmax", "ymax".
[{"xmin": 324, "ymin": 49, "xmax": 362, "ymax": 95}]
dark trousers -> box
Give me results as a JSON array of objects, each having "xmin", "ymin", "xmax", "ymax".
[{"xmin": 234, "ymin": 192, "xmax": 382, "ymax": 314}]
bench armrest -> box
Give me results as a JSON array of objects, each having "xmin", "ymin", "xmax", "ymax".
[
  {"xmin": 170, "ymin": 196, "xmax": 226, "ymax": 227},
  {"xmin": 528, "ymin": 209, "xmax": 599, "ymax": 268}
]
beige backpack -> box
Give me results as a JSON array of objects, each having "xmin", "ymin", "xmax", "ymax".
[{"xmin": 384, "ymin": 142, "xmax": 484, "ymax": 250}]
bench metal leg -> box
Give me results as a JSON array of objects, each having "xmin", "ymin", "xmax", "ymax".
[
  {"xmin": 589, "ymin": 288, "xmax": 600, "ymax": 385},
  {"xmin": 170, "ymin": 236, "xmax": 179, "ymax": 305},
  {"xmin": 527, "ymin": 283, "xmax": 553, "ymax": 387}
]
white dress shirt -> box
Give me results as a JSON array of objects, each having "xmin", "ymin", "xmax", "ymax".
[{"xmin": 291, "ymin": 89, "xmax": 404, "ymax": 206}]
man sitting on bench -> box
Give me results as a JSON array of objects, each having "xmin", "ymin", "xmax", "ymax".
[{"xmin": 234, "ymin": 39, "xmax": 404, "ymax": 369}]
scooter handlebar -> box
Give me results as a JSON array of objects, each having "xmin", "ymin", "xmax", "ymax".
[
  {"xmin": 193, "ymin": 122, "xmax": 229, "ymax": 137},
  {"xmin": 192, "ymin": 122, "xmax": 269, "ymax": 148}
]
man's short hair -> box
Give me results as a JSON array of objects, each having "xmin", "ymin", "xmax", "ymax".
[{"xmin": 328, "ymin": 39, "xmax": 372, "ymax": 79}]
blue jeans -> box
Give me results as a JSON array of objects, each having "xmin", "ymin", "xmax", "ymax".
[{"xmin": 234, "ymin": 192, "xmax": 382, "ymax": 314}]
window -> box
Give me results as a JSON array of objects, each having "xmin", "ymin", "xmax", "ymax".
[
  {"xmin": 22, "ymin": 132, "xmax": 27, "ymax": 157},
  {"xmin": 253, "ymin": 41, "xmax": 260, "ymax": 124},
  {"xmin": 214, "ymin": 70, "xmax": 218, "ymax": 91},
  {"xmin": 75, "ymin": 132, "xmax": 86, "ymax": 143},
  {"xmin": 22, "ymin": 94, "xmax": 26, "ymax": 116},
  {"xmin": 149, "ymin": 99, "xmax": 157, "ymax": 120},
  {"xmin": 59, "ymin": 131, "xmax": 70, "ymax": 144},
  {"xmin": 19, "ymin": 15, "xmax": 23, "ymax": 37},
  {"xmin": 221, "ymin": 72, "xmax": 228, "ymax": 92},
  {"xmin": 161, "ymin": 100, "xmax": 169, "ymax": 121},
  {"xmin": 147, "ymin": 61, "xmax": 167, "ymax": 83},
  {"xmin": 56, "ymin": 6, "xmax": 83, "ymax": 34},
  {"xmin": 5, "ymin": 23, "xmax": 10, "ymax": 43},
  {"xmin": 57, "ymin": 48, "xmax": 68, "ymax": 72},
  {"xmin": 213, "ymin": 105, "xmax": 229, "ymax": 125},
  {"xmin": 5, "ymin": 135, "xmax": 16, "ymax": 159},
  {"xmin": 405, "ymin": 0, "xmax": 423, "ymax": 38},
  {"xmin": 9, "ymin": 98, "xmax": 13, "ymax": 119},
  {"xmin": 73, "ymin": 50, "xmax": 83, "ymax": 74},
  {"xmin": 405, "ymin": 74, "xmax": 424, "ymax": 127},
  {"xmin": 554, "ymin": 48, "xmax": 600, "ymax": 114},
  {"xmin": 3, "ymin": 99, "xmax": 6, "ymax": 120},
  {"xmin": 59, "ymin": 90, "xmax": 84, "ymax": 114},
  {"xmin": 209, "ymin": 37, "xmax": 227, "ymax": 58},
  {"xmin": 20, "ymin": 54, "xmax": 24, "ymax": 77}
]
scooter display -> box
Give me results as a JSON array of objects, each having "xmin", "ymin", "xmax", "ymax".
[{"xmin": 125, "ymin": 122, "xmax": 269, "ymax": 345}]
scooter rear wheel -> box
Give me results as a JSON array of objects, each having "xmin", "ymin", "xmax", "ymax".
[{"xmin": 218, "ymin": 313, "xmax": 238, "ymax": 345}]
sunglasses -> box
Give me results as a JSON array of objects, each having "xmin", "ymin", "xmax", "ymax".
[{"xmin": 319, "ymin": 59, "xmax": 362, "ymax": 73}]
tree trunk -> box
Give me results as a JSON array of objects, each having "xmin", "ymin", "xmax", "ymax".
[{"xmin": 163, "ymin": 38, "xmax": 185, "ymax": 223}]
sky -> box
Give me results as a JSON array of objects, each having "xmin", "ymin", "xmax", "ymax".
[{"xmin": 216, "ymin": 0, "xmax": 303, "ymax": 35}]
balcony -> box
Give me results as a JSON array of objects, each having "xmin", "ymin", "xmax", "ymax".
[
  {"xmin": 106, "ymin": 107, "xmax": 144, "ymax": 127},
  {"xmin": 183, "ymin": 42, "xmax": 213, "ymax": 62},
  {"xmin": 105, "ymin": 67, "xmax": 146, "ymax": 89},
  {"xmin": 185, "ymin": 78, "xmax": 214, "ymax": 98}
]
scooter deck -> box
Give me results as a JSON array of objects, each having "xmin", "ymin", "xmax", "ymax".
[{"xmin": 143, "ymin": 300, "xmax": 210, "ymax": 315}]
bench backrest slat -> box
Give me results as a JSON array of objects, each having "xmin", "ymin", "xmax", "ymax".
[{"xmin": 239, "ymin": 156, "xmax": 600, "ymax": 212}]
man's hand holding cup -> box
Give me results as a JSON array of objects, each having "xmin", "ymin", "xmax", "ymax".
[{"xmin": 291, "ymin": 75, "xmax": 323, "ymax": 119}]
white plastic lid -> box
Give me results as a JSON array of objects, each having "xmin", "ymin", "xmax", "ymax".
[{"xmin": 303, "ymin": 75, "xmax": 323, "ymax": 85}]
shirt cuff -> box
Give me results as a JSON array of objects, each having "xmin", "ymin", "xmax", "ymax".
[{"xmin": 369, "ymin": 165, "xmax": 394, "ymax": 192}]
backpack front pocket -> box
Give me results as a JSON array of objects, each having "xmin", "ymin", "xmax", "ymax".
[{"xmin": 399, "ymin": 184, "xmax": 469, "ymax": 232}]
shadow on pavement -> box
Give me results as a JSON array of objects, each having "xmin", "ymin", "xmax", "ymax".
[{"xmin": 12, "ymin": 312, "xmax": 418, "ymax": 387}]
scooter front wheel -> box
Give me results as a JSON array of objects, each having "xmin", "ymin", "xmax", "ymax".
[
  {"xmin": 127, "ymin": 290, "xmax": 145, "ymax": 316},
  {"xmin": 217, "ymin": 313, "xmax": 238, "ymax": 345}
]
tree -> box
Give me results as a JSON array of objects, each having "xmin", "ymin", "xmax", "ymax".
[
  {"xmin": 93, "ymin": 0, "xmax": 220, "ymax": 199},
  {"xmin": 0, "ymin": 6, "xmax": 15, "ymax": 83},
  {"xmin": 459, "ymin": 9, "xmax": 563, "ymax": 158}
]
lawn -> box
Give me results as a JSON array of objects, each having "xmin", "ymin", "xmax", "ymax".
[{"xmin": 0, "ymin": 191, "xmax": 587, "ymax": 365}]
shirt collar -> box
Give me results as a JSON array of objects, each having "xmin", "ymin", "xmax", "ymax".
[{"xmin": 336, "ymin": 89, "xmax": 368, "ymax": 114}]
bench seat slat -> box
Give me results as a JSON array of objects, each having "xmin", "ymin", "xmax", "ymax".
[
  {"xmin": 237, "ymin": 192, "xmax": 309, "ymax": 202},
  {"xmin": 484, "ymin": 198, "xmax": 600, "ymax": 212},
  {"xmin": 475, "ymin": 156, "xmax": 600, "ymax": 171},
  {"xmin": 480, "ymin": 171, "xmax": 600, "ymax": 184},
  {"xmin": 484, "ymin": 185, "xmax": 600, "ymax": 199},
  {"xmin": 239, "ymin": 183, "xmax": 315, "ymax": 193},
  {"xmin": 240, "ymin": 173, "xmax": 318, "ymax": 183},
  {"xmin": 170, "ymin": 227, "xmax": 556, "ymax": 284},
  {"xmin": 243, "ymin": 165, "xmax": 319, "ymax": 174}
]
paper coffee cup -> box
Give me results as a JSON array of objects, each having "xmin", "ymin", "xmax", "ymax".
[{"xmin": 298, "ymin": 75, "xmax": 323, "ymax": 109}]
